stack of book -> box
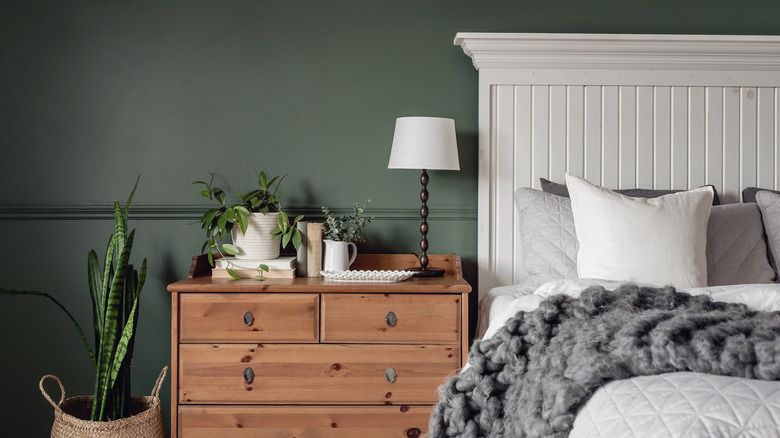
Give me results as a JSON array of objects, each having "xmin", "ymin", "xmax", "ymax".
[{"xmin": 211, "ymin": 256, "xmax": 297, "ymax": 279}]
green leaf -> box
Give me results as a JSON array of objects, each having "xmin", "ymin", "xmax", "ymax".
[
  {"xmin": 236, "ymin": 212, "xmax": 248, "ymax": 235},
  {"xmin": 292, "ymin": 229, "xmax": 302, "ymax": 251},
  {"xmin": 122, "ymin": 175, "xmax": 140, "ymax": 226},
  {"xmin": 192, "ymin": 180, "xmax": 207, "ymax": 185},
  {"xmin": 282, "ymin": 232, "xmax": 291, "ymax": 248},
  {"xmin": 224, "ymin": 207, "xmax": 236, "ymax": 223},
  {"xmin": 227, "ymin": 268, "xmax": 242, "ymax": 280},
  {"xmin": 92, "ymin": 229, "xmax": 136, "ymax": 420},
  {"xmin": 113, "ymin": 202, "xmax": 126, "ymax": 264},
  {"xmin": 254, "ymin": 275, "xmax": 266, "ymax": 281},
  {"xmin": 0, "ymin": 288, "xmax": 96, "ymax": 367},
  {"xmin": 104, "ymin": 258, "xmax": 145, "ymax": 396},
  {"xmin": 88, "ymin": 249, "xmax": 103, "ymax": 353},
  {"xmin": 258, "ymin": 171, "xmax": 268, "ymax": 190},
  {"xmin": 202, "ymin": 208, "xmax": 220, "ymax": 225},
  {"xmin": 199, "ymin": 189, "xmax": 210, "ymax": 198},
  {"xmin": 207, "ymin": 251, "xmax": 214, "ymax": 267},
  {"xmin": 217, "ymin": 212, "xmax": 229, "ymax": 231},
  {"xmin": 214, "ymin": 189, "xmax": 226, "ymax": 206},
  {"xmin": 234, "ymin": 206, "xmax": 251, "ymax": 216},
  {"xmin": 293, "ymin": 215, "xmax": 304, "ymax": 224},
  {"xmin": 221, "ymin": 243, "xmax": 240, "ymax": 255},
  {"xmin": 258, "ymin": 264, "xmax": 269, "ymax": 272},
  {"xmin": 104, "ymin": 292, "xmax": 138, "ymax": 397}
]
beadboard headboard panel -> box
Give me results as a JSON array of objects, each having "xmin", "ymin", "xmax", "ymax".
[{"xmin": 454, "ymin": 33, "xmax": 780, "ymax": 299}]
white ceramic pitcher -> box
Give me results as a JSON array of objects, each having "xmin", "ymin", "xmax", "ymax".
[{"xmin": 323, "ymin": 239, "xmax": 357, "ymax": 271}]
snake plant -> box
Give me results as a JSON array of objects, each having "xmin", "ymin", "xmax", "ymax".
[{"xmin": 1, "ymin": 177, "xmax": 146, "ymax": 421}]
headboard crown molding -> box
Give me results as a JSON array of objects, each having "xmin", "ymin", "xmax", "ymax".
[{"xmin": 454, "ymin": 32, "xmax": 780, "ymax": 71}]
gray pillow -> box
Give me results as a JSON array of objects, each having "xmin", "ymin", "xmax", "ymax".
[
  {"xmin": 540, "ymin": 178, "xmax": 721, "ymax": 205},
  {"xmin": 516, "ymin": 186, "xmax": 774, "ymax": 285},
  {"xmin": 706, "ymin": 203, "xmax": 775, "ymax": 285},
  {"xmin": 742, "ymin": 187, "xmax": 780, "ymax": 203},
  {"xmin": 757, "ymin": 190, "xmax": 780, "ymax": 279},
  {"xmin": 514, "ymin": 188, "xmax": 578, "ymax": 279}
]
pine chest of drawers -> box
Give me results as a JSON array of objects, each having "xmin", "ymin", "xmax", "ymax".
[{"xmin": 168, "ymin": 254, "xmax": 471, "ymax": 437}]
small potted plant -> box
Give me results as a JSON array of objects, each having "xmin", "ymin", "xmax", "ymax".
[
  {"xmin": 194, "ymin": 171, "xmax": 303, "ymax": 269},
  {"xmin": 321, "ymin": 199, "xmax": 373, "ymax": 271}
]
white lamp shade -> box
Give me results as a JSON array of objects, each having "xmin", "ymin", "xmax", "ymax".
[{"xmin": 388, "ymin": 117, "xmax": 460, "ymax": 170}]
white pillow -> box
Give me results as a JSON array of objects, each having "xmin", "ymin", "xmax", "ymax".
[{"xmin": 564, "ymin": 173, "xmax": 713, "ymax": 288}]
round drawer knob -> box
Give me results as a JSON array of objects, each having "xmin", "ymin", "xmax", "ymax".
[
  {"xmin": 385, "ymin": 311, "xmax": 397, "ymax": 327},
  {"xmin": 243, "ymin": 310, "xmax": 254, "ymax": 326},
  {"xmin": 385, "ymin": 367, "xmax": 397, "ymax": 383},
  {"xmin": 243, "ymin": 367, "xmax": 254, "ymax": 384}
]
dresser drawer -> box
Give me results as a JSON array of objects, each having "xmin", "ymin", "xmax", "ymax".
[
  {"xmin": 179, "ymin": 405, "xmax": 431, "ymax": 437},
  {"xmin": 320, "ymin": 293, "xmax": 460, "ymax": 343},
  {"xmin": 179, "ymin": 293, "xmax": 318, "ymax": 343},
  {"xmin": 179, "ymin": 343, "xmax": 459, "ymax": 404}
]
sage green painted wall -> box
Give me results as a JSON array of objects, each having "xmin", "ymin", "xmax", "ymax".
[{"xmin": 2, "ymin": 0, "xmax": 780, "ymax": 435}]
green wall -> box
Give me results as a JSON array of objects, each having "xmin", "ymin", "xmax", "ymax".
[{"xmin": 2, "ymin": 0, "xmax": 779, "ymax": 435}]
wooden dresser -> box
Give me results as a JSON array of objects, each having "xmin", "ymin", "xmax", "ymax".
[{"xmin": 168, "ymin": 253, "xmax": 472, "ymax": 437}]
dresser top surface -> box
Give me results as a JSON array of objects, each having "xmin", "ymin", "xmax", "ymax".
[{"xmin": 168, "ymin": 253, "xmax": 472, "ymax": 293}]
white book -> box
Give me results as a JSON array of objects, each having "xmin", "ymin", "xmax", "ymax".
[{"xmin": 214, "ymin": 256, "xmax": 297, "ymax": 271}]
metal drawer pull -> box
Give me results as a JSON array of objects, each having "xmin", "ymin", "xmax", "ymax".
[
  {"xmin": 385, "ymin": 311, "xmax": 397, "ymax": 327},
  {"xmin": 243, "ymin": 367, "xmax": 254, "ymax": 384},
  {"xmin": 385, "ymin": 367, "xmax": 397, "ymax": 383},
  {"xmin": 243, "ymin": 310, "xmax": 254, "ymax": 326}
]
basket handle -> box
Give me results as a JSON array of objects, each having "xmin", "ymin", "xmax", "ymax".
[
  {"xmin": 151, "ymin": 366, "xmax": 168, "ymax": 398},
  {"xmin": 39, "ymin": 375, "xmax": 66, "ymax": 409}
]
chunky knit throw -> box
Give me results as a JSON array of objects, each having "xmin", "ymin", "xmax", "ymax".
[{"xmin": 429, "ymin": 284, "xmax": 780, "ymax": 437}]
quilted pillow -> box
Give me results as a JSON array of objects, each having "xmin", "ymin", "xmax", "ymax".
[
  {"xmin": 565, "ymin": 173, "xmax": 713, "ymax": 288},
  {"xmin": 514, "ymin": 188, "xmax": 578, "ymax": 279},
  {"xmin": 757, "ymin": 190, "xmax": 780, "ymax": 278},
  {"xmin": 540, "ymin": 177, "xmax": 721, "ymax": 205},
  {"xmin": 706, "ymin": 203, "xmax": 775, "ymax": 285}
]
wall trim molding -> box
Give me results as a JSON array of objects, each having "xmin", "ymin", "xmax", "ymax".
[{"xmin": 0, "ymin": 204, "xmax": 477, "ymax": 221}]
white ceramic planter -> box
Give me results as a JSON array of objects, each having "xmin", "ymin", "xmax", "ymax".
[{"xmin": 231, "ymin": 212, "xmax": 280, "ymax": 259}]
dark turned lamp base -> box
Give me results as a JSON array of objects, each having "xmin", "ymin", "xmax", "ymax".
[
  {"xmin": 404, "ymin": 266, "xmax": 445, "ymax": 277},
  {"xmin": 404, "ymin": 169, "xmax": 446, "ymax": 277}
]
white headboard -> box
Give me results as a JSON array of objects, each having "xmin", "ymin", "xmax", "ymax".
[{"xmin": 455, "ymin": 32, "xmax": 780, "ymax": 300}]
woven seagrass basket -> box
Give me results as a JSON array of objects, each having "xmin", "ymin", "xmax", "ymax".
[{"xmin": 39, "ymin": 366, "xmax": 167, "ymax": 438}]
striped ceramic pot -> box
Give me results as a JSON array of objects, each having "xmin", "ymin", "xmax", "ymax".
[{"xmin": 231, "ymin": 212, "xmax": 280, "ymax": 259}]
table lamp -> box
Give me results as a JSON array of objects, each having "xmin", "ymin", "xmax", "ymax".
[{"xmin": 388, "ymin": 116, "xmax": 460, "ymax": 276}]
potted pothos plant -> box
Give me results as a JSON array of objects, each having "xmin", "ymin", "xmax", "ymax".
[
  {"xmin": 1, "ymin": 178, "xmax": 165, "ymax": 436},
  {"xmin": 194, "ymin": 171, "xmax": 303, "ymax": 278},
  {"xmin": 321, "ymin": 199, "xmax": 373, "ymax": 271}
]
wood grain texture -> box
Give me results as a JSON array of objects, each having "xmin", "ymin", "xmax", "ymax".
[
  {"xmin": 320, "ymin": 293, "xmax": 460, "ymax": 344},
  {"xmin": 179, "ymin": 344, "xmax": 458, "ymax": 404},
  {"xmin": 178, "ymin": 405, "xmax": 432, "ymax": 438},
  {"xmin": 171, "ymin": 292, "xmax": 179, "ymax": 438},
  {"xmin": 170, "ymin": 254, "xmax": 471, "ymax": 294},
  {"xmin": 171, "ymin": 253, "xmax": 470, "ymax": 435},
  {"xmin": 180, "ymin": 293, "xmax": 319, "ymax": 343}
]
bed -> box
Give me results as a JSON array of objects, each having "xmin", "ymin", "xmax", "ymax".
[{"xmin": 430, "ymin": 33, "xmax": 780, "ymax": 437}]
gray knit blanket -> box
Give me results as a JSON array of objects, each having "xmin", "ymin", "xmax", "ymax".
[{"xmin": 429, "ymin": 284, "xmax": 780, "ymax": 437}]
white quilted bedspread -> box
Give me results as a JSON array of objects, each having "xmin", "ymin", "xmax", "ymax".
[{"xmin": 571, "ymin": 372, "xmax": 780, "ymax": 437}]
